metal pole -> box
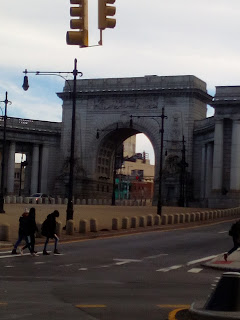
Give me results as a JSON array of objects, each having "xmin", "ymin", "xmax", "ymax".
[
  {"xmin": 0, "ymin": 92, "xmax": 8, "ymax": 213},
  {"xmin": 157, "ymin": 107, "xmax": 167, "ymax": 215},
  {"xmin": 111, "ymin": 148, "xmax": 117, "ymax": 206},
  {"xmin": 66, "ymin": 58, "xmax": 77, "ymax": 221}
]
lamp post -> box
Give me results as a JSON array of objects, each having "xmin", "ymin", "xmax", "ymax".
[
  {"xmin": 0, "ymin": 92, "xmax": 11, "ymax": 213},
  {"xmin": 22, "ymin": 58, "xmax": 82, "ymax": 221},
  {"xmin": 130, "ymin": 107, "xmax": 167, "ymax": 215}
]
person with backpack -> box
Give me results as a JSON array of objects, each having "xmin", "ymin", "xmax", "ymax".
[
  {"xmin": 41, "ymin": 210, "xmax": 60, "ymax": 255},
  {"xmin": 224, "ymin": 220, "xmax": 240, "ymax": 261},
  {"xmin": 21, "ymin": 207, "xmax": 38, "ymax": 255},
  {"xmin": 11, "ymin": 208, "xmax": 36, "ymax": 256}
]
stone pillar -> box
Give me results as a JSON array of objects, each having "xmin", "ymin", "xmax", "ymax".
[
  {"xmin": 7, "ymin": 141, "xmax": 15, "ymax": 194},
  {"xmin": 205, "ymin": 143, "xmax": 213, "ymax": 197},
  {"xmin": 230, "ymin": 120, "xmax": 240, "ymax": 190},
  {"xmin": 40, "ymin": 144, "xmax": 49, "ymax": 193},
  {"xmin": 31, "ymin": 144, "xmax": 39, "ymax": 194},
  {"xmin": 212, "ymin": 120, "xmax": 223, "ymax": 190}
]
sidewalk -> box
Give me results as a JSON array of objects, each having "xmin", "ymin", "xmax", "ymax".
[{"xmin": 203, "ymin": 250, "xmax": 240, "ymax": 272}]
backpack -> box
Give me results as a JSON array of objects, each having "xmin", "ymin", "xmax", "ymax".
[{"xmin": 41, "ymin": 219, "xmax": 48, "ymax": 236}]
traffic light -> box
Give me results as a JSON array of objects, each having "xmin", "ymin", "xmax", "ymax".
[
  {"xmin": 98, "ymin": 0, "xmax": 116, "ymax": 30},
  {"xmin": 66, "ymin": 0, "xmax": 88, "ymax": 47}
]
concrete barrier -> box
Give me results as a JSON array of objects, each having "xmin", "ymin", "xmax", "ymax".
[
  {"xmin": 179, "ymin": 213, "xmax": 185, "ymax": 223},
  {"xmin": 139, "ymin": 216, "xmax": 145, "ymax": 227},
  {"xmin": 122, "ymin": 217, "xmax": 129, "ymax": 229},
  {"xmin": 154, "ymin": 215, "xmax": 161, "ymax": 226},
  {"xmin": 36, "ymin": 222, "xmax": 42, "ymax": 238},
  {"xmin": 112, "ymin": 218, "xmax": 119, "ymax": 230},
  {"xmin": 174, "ymin": 214, "xmax": 180, "ymax": 224},
  {"xmin": 90, "ymin": 218, "xmax": 97, "ymax": 232},
  {"xmin": 56, "ymin": 221, "xmax": 62, "ymax": 237},
  {"xmin": 130, "ymin": 217, "xmax": 137, "ymax": 228},
  {"xmin": 0, "ymin": 223, "xmax": 10, "ymax": 241},
  {"xmin": 190, "ymin": 212, "xmax": 196, "ymax": 222},
  {"xmin": 147, "ymin": 214, "xmax": 153, "ymax": 226},
  {"xmin": 79, "ymin": 219, "xmax": 88, "ymax": 233},
  {"xmin": 185, "ymin": 213, "xmax": 190, "ymax": 223},
  {"xmin": 161, "ymin": 214, "xmax": 168, "ymax": 225},
  {"xmin": 66, "ymin": 220, "xmax": 74, "ymax": 235},
  {"xmin": 195, "ymin": 212, "xmax": 200, "ymax": 222}
]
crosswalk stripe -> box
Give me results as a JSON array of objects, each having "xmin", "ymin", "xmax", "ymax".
[{"xmin": 187, "ymin": 268, "xmax": 203, "ymax": 273}]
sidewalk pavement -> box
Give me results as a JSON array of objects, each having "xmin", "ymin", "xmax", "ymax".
[{"xmin": 203, "ymin": 250, "xmax": 240, "ymax": 272}]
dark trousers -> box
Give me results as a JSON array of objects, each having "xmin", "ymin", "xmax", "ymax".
[
  {"xmin": 228, "ymin": 237, "xmax": 240, "ymax": 255},
  {"xmin": 43, "ymin": 235, "xmax": 58, "ymax": 251},
  {"xmin": 22, "ymin": 233, "xmax": 35, "ymax": 252},
  {"xmin": 14, "ymin": 234, "xmax": 32, "ymax": 252}
]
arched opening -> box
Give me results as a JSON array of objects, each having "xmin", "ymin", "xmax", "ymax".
[{"xmin": 95, "ymin": 126, "xmax": 155, "ymax": 204}]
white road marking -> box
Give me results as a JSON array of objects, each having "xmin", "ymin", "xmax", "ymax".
[
  {"xmin": 4, "ymin": 265, "xmax": 14, "ymax": 268},
  {"xmin": 78, "ymin": 268, "xmax": 88, "ymax": 271},
  {"xmin": 144, "ymin": 254, "xmax": 168, "ymax": 259},
  {"xmin": 113, "ymin": 258, "xmax": 142, "ymax": 265},
  {"xmin": 188, "ymin": 268, "xmax": 203, "ymax": 273},
  {"xmin": 218, "ymin": 231, "xmax": 228, "ymax": 234},
  {"xmin": 34, "ymin": 262, "xmax": 45, "ymax": 265},
  {"xmin": 156, "ymin": 265, "xmax": 183, "ymax": 272},
  {"xmin": 186, "ymin": 255, "xmax": 218, "ymax": 266}
]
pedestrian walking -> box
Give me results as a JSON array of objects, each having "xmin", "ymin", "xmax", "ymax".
[
  {"xmin": 21, "ymin": 207, "xmax": 38, "ymax": 255},
  {"xmin": 11, "ymin": 208, "xmax": 34, "ymax": 256},
  {"xmin": 224, "ymin": 220, "xmax": 240, "ymax": 261},
  {"xmin": 41, "ymin": 210, "xmax": 60, "ymax": 255}
]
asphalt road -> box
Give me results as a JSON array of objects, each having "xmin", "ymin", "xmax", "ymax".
[{"xmin": 0, "ymin": 220, "xmax": 234, "ymax": 320}]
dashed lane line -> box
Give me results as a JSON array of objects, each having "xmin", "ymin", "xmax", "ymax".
[{"xmin": 156, "ymin": 265, "xmax": 183, "ymax": 272}]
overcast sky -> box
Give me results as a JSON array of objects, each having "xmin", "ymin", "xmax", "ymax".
[{"xmin": 1, "ymin": 0, "xmax": 240, "ymax": 164}]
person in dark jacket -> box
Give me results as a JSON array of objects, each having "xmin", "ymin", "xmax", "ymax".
[
  {"xmin": 11, "ymin": 208, "xmax": 33, "ymax": 255},
  {"xmin": 224, "ymin": 220, "xmax": 240, "ymax": 261},
  {"xmin": 42, "ymin": 210, "xmax": 60, "ymax": 255},
  {"xmin": 21, "ymin": 207, "xmax": 38, "ymax": 255}
]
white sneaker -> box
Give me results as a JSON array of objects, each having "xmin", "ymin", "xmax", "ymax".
[{"xmin": 31, "ymin": 252, "xmax": 38, "ymax": 257}]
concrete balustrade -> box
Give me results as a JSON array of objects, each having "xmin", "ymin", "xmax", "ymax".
[{"xmin": 195, "ymin": 212, "xmax": 200, "ymax": 221}]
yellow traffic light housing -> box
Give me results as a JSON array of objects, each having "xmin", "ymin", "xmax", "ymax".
[
  {"xmin": 66, "ymin": 0, "xmax": 88, "ymax": 47},
  {"xmin": 98, "ymin": 0, "xmax": 116, "ymax": 30}
]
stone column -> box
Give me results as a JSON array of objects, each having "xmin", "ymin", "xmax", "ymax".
[
  {"xmin": 212, "ymin": 120, "xmax": 224, "ymax": 190},
  {"xmin": 30, "ymin": 144, "xmax": 39, "ymax": 194},
  {"xmin": 205, "ymin": 143, "xmax": 213, "ymax": 196},
  {"xmin": 40, "ymin": 144, "xmax": 49, "ymax": 193},
  {"xmin": 7, "ymin": 141, "xmax": 16, "ymax": 194},
  {"xmin": 230, "ymin": 120, "xmax": 240, "ymax": 190},
  {"xmin": 200, "ymin": 145, "xmax": 206, "ymax": 199}
]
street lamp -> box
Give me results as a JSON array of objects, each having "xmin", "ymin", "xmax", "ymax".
[
  {"xmin": 130, "ymin": 107, "xmax": 167, "ymax": 215},
  {"xmin": 22, "ymin": 58, "xmax": 82, "ymax": 221},
  {"xmin": 0, "ymin": 92, "xmax": 12, "ymax": 213}
]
